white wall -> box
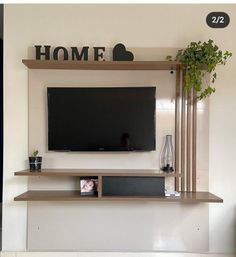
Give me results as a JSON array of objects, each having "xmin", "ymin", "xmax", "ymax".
[
  {"xmin": 3, "ymin": 4, "xmax": 236, "ymax": 253},
  {"xmin": 2, "ymin": 5, "xmax": 28, "ymax": 251},
  {"xmin": 209, "ymin": 57, "xmax": 236, "ymax": 251}
]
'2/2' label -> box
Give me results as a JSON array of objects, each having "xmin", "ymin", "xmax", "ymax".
[{"xmin": 206, "ymin": 12, "xmax": 230, "ymax": 28}]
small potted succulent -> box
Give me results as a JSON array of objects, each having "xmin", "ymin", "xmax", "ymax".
[{"xmin": 29, "ymin": 150, "xmax": 42, "ymax": 171}]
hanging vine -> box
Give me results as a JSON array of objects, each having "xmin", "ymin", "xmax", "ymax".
[{"xmin": 167, "ymin": 40, "xmax": 232, "ymax": 100}]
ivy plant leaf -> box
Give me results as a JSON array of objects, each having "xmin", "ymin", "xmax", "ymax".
[{"xmin": 174, "ymin": 40, "xmax": 232, "ymax": 100}]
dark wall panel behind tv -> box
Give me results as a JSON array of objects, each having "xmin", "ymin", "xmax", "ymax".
[
  {"xmin": 102, "ymin": 176, "xmax": 165, "ymax": 197},
  {"xmin": 47, "ymin": 87, "xmax": 156, "ymax": 152}
]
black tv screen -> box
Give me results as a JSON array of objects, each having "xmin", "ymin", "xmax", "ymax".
[{"xmin": 47, "ymin": 87, "xmax": 156, "ymax": 151}]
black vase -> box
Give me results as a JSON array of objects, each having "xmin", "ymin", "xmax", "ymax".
[{"xmin": 29, "ymin": 156, "xmax": 42, "ymax": 171}]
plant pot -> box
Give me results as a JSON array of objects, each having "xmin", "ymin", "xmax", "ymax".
[{"xmin": 29, "ymin": 156, "xmax": 42, "ymax": 171}]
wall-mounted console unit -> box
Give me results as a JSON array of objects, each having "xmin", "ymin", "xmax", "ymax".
[{"xmin": 18, "ymin": 59, "xmax": 223, "ymax": 203}]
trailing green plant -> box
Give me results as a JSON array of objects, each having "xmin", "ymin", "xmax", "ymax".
[
  {"xmin": 32, "ymin": 150, "xmax": 39, "ymax": 157},
  {"xmin": 171, "ymin": 40, "xmax": 232, "ymax": 100}
]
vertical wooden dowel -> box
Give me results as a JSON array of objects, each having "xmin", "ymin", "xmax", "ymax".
[
  {"xmin": 192, "ymin": 89, "xmax": 197, "ymax": 192},
  {"xmin": 175, "ymin": 68, "xmax": 181, "ymax": 191},
  {"xmin": 98, "ymin": 176, "xmax": 102, "ymax": 198},
  {"xmin": 186, "ymin": 90, "xmax": 191, "ymax": 192},
  {"xmin": 181, "ymin": 73, "xmax": 186, "ymax": 192}
]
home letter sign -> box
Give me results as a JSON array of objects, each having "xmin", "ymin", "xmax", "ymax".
[{"xmin": 34, "ymin": 43, "xmax": 134, "ymax": 61}]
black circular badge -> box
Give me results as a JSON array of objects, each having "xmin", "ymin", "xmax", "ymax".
[{"xmin": 206, "ymin": 12, "xmax": 230, "ymax": 28}]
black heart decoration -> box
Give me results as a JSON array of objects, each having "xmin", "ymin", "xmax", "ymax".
[{"xmin": 113, "ymin": 43, "xmax": 134, "ymax": 61}]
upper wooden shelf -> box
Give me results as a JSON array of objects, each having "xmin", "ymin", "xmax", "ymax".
[
  {"xmin": 14, "ymin": 169, "xmax": 182, "ymax": 177},
  {"xmin": 22, "ymin": 60, "xmax": 182, "ymax": 71}
]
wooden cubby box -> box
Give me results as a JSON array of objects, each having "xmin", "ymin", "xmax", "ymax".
[{"xmin": 14, "ymin": 169, "xmax": 223, "ymax": 203}]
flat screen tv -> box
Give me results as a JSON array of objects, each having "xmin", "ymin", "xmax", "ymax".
[{"xmin": 47, "ymin": 87, "xmax": 156, "ymax": 151}]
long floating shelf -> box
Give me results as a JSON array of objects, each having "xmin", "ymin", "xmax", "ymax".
[
  {"xmin": 22, "ymin": 60, "xmax": 182, "ymax": 70},
  {"xmin": 14, "ymin": 169, "xmax": 182, "ymax": 177},
  {"xmin": 14, "ymin": 190, "xmax": 223, "ymax": 203}
]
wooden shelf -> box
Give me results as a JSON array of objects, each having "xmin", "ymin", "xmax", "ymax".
[
  {"xmin": 14, "ymin": 190, "xmax": 223, "ymax": 203},
  {"xmin": 14, "ymin": 169, "xmax": 182, "ymax": 177},
  {"xmin": 14, "ymin": 190, "xmax": 97, "ymax": 201},
  {"xmin": 22, "ymin": 60, "xmax": 182, "ymax": 71}
]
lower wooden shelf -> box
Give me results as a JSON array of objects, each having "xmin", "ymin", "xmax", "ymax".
[
  {"xmin": 14, "ymin": 190, "xmax": 96, "ymax": 201},
  {"xmin": 14, "ymin": 190, "xmax": 223, "ymax": 203}
]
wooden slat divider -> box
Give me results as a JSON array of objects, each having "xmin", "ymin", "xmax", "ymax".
[
  {"xmin": 186, "ymin": 90, "xmax": 192, "ymax": 192},
  {"xmin": 175, "ymin": 68, "xmax": 181, "ymax": 191},
  {"xmin": 181, "ymin": 73, "xmax": 186, "ymax": 191},
  {"xmin": 98, "ymin": 176, "xmax": 103, "ymax": 198},
  {"xmin": 192, "ymin": 90, "xmax": 197, "ymax": 192}
]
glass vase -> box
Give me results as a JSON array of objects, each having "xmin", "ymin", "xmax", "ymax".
[{"xmin": 160, "ymin": 135, "xmax": 174, "ymax": 173}]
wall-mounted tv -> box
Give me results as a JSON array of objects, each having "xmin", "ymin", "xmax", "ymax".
[{"xmin": 47, "ymin": 87, "xmax": 156, "ymax": 151}]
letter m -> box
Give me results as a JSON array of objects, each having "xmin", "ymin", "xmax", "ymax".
[{"xmin": 71, "ymin": 47, "xmax": 89, "ymax": 61}]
